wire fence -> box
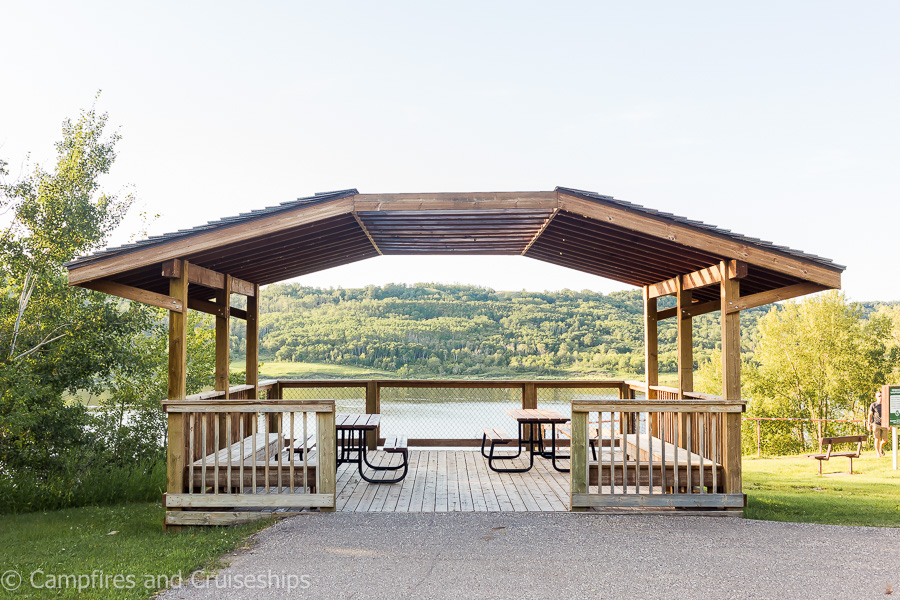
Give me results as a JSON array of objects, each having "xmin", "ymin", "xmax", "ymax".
[
  {"xmin": 195, "ymin": 381, "xmax": 889, "ymax": 456},
  {"xmin": 742, "ymin": 416, "xmax": 874, "ymax": 457}
]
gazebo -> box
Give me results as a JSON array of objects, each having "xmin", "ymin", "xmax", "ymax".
[{"xmin": 66, "ymin": 187, "xmax": 843, "ymax": 524}]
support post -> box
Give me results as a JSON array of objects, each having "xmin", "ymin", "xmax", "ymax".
[
  {"xmin": 643, "ymin": 285, "xmax": 660, "ymax": 436},
  {"xmin": 570, "ymin": 409, "xmax": 588, "ymax": 512},
  {"xmin": 215, "ymin": 275, "xmax": 231, "ymax": 450},
  {"xmin": 166, "ymin": 261, "xmax": 189, "ymax": 530},
  {"xmin": 316, "ymin": 408, "xmax": 336, "ymax": 512},
  {"xmin": 676, "ymin": 275, "xmax": 693, "ymax": 449},
  {"xmin": 720, "ymin": 261, "xmax": 742, "ymax": 496},
  {"xmin": 365, "ymin": 381, "xmax": 379, "ymax": 451},
  {"xmin": 246, "ymin": 283, "xmax": 260, "ymax": 395}
]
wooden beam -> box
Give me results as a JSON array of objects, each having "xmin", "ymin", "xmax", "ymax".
[
  {"xmin": 521, "ymin": 208, "xmax": 559, "ymax": 255},
  {"xmin": 725, "ymin": 282, "xmax": 827, "ymax": 314},
  {"xmin": 353, "ymin": 191, "xmax": 558, "ymax": 212},
  {"xmin": 648, "ymin": 260, "xmax": 747, "ymax": 299},
  {"xmin": 643, "ymin": 286, "xmax": 659, "ymax": 401},
  {"xmin": 168, "ymin": 262, "xmax": 189, "ymax": 401},
  {"xmin": 720, "ymin": 261, "xmax": 742, "ymax": 496},
  {"xmin": 165, "ymin": 261, "xmax": 189, "ymax": 529},
  {"xmin": 215, "ymin": 274, "xmax": 231, "ymax": 398},
  {"xmin": 676, "ymin": 276, "xmax": 693, "ymax": 399},
  {"xmin": 558, "ymin": 193, "xmax": 842, "ymax": 289},
  {"xmin": 67, "ymin": 195, "xmax": 355, "ymax": 285},
  {"xmin": 187, "ymin": 298, "xmax": 248, "ymax": 320},
  {"xmin": 80, "ymin": 279, "xmax": 183, "ymax": 312},
  {"xmin": 658, "ymin": 300, "xmax": 722, "ymax": 321},
  {"xmin": 351, "ymin": 212, "xmax": 383, "ymax": 255},
  {"xmin": 246, "ymin": 283, "xmax": 260, "ymax": 397},
  {"xmin": 162, "ymin": 260, "xmax": 256, "ymax": 297}
]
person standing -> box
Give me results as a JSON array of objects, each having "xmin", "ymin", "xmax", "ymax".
[{"xmin": 868, "ymin": 390, "xmax": 888, "ymax": 458}]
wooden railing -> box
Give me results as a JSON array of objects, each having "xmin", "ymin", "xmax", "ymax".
[
  {"xmin": 569, "ymin": 394, "xmax": 745, "ymax": 512},
  {"xmin": 163, "ymin": 394, "xmax": 335, "ymax": 527}
]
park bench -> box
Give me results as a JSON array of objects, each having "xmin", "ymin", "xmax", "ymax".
[
  {"xmin": 481, "ymin": 427, "xmax": 514, "ymax": 459},
  {"xmin": 807, "ymin": 435, "xmax": 866, "ymax": 475}
]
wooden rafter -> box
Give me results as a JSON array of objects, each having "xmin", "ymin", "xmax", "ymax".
[
  {"xmin": 351, "ymin": 212, "xmax": 383, "ymax": 255},
  {"xmin": 521, "ymin": 208, "xmax": 559, "ymax": 256}
]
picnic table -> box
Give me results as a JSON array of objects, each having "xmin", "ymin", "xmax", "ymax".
[
  {"xmin": 336, "ymin": 413, "xmax": 408, "ymax": 483},
  {"xmin": 482, "ymin": 409, "xmax": 571, "ymax": 473}
]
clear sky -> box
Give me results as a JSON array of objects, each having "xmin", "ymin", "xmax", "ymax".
[{"xmin": 2, "ymin": 2, "xmax": 897, "ymax": 300}]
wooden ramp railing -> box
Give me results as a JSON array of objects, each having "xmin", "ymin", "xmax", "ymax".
[
  {"xmin": 569, "ymin": 396, "xmax": 745, "ymax": 512},
  {"xmin": 163, "ymin": 397, "xmax": 336, "ymax": 527}
]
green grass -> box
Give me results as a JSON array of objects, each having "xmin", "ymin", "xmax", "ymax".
[
  {"xmin": 743, "ymin": 454, "xmax": 900, "ymax": 527},
  {"xmin": 0, "ymin": 503, "xmax": 270, "ymax": 599}
]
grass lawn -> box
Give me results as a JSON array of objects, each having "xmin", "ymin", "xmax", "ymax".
[
  {"xmin": 743, "ymin": 453, "xmax": 900, "ymax": 527},
  {"xmin": 0, "ymin": 503, "xmax": 270, "ymax": 599}
]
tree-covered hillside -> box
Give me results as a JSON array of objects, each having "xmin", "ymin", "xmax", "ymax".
[{"xmin": 229, "ymin": 283, "xmax": 775, "ymax": 378}]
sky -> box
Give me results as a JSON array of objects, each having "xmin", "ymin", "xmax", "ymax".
[{"xmin": 1, "ymin": 1, "xmax": 898, "ymax": 300}]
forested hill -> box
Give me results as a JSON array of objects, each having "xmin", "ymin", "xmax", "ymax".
[{"xmin": 229, "ymin": 283, "xmax": 776, "ymax": 378}]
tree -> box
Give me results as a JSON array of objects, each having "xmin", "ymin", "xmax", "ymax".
[{"xmin": 734, "ymin": 291, "xmax": 893, "ymax": 454}]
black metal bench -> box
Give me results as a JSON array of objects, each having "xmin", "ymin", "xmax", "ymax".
[{"xmin": 363, "ymin": 435, "xmax": 408, "ymax": 483}]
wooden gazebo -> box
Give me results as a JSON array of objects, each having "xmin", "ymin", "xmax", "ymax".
[{"xmin": 66, "ymin": 187, "xmax": 843, "ymax": 522}]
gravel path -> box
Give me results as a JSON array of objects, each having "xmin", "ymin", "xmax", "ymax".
[{"xmin": 160, "ymin": 513, "xmax": 900, "ymax": 600}]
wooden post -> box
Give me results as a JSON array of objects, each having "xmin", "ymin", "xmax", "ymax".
[
  {"xmin": 720, "ymin": 261, "xmax": 742, "ymax": 496},
  {"xmin": 570, "ymin": 408, "xmax": 588, "ymax": 512},
  {"xmin": 168, "ymin": 261, "xmax": 189, "ymax": 403},
  {"xmin": 215, "ymin": 275, "xmax": 231, "ymax": 450},
  {"xmin": 316, "ymin": 408, "xmax": 336, "ymax": 511},
  {"xmin": 246, "ymin": 283, "xmax": 260, "ymax": 395},
  {"xmin": 676, "ymin": 275, "xmax": 693, "ymax": 449},
  {"xmin": 676, "ymin": 275, "xmax": 693, "ymax": 397},
  {"xmin": 365, "ymin": 381, "xmax": 379, "ymax": 451},
  {"xmin": 643, "ymin": 285, "xmax": 659, "ymax": 436},
  {"xmin": 166, "ymin": 261, "xmax": 189, "ymax": 530},
  {"xmin": 522, "ymin": 383, "xmax": 537, "ymax": 409}
]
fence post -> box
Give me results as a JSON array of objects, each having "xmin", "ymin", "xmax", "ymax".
[
  {"xmin": 756, "ymin": 420, "xmax": 761, "ymax": 458},
  {"xmin": 317, "ymin": 406, "xmax": 336, "ymax": 511},
  {"xmin": 366, "ymin": 381, "xmax": 379, "ymax": 450},
  {"xmin": 570, "ymin": 408, "xmax": 588, "ymax": 512},
  {"xmin": 723, "ymin": 411, "xmax": 742, "ymax": 496},
  {"xmin": 165, "ymin": 411, "xmax": 185, "ymax": 530}
]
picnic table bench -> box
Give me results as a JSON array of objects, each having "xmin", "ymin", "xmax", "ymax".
[{"xmin": 807, "ymin": 435, "xmax": 866, "ymax": 475}]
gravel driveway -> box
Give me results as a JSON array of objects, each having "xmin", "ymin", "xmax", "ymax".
[{"xmin": 159, "ymin": 512, "xmax": 900, "ymax": 600}]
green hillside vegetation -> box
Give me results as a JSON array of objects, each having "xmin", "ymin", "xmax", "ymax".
[{"xmin": 228, "ymin": 283, "xmax": 775, "ymax": 379}]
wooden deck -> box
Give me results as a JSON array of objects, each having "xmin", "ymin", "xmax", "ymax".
[{"xmin": 336, "ymin": 449, "xmax": 572, "ymax": 512}]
